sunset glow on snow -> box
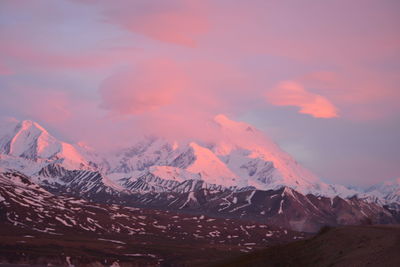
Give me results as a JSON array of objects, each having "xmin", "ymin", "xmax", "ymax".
[{"xmin": 0, "ymin": 0, "xmax": 399, "ymax": 187}]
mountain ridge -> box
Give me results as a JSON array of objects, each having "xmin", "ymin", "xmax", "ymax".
[{"xmin": 0, "ymin": 116, "xmax": 398, "ymax": 208}]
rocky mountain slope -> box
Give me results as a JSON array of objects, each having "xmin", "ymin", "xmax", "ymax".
[
  {"xmin": 365, "ymin": 178, "xmax": 400, "ymax": 205},
  {"xmin": 103, "ymin": 114, "xmax": 357, "ymax": 198},
  {"xmin": 0, "ymin": 171, "xmax": 304, "ymax": 266},
  {"xmin": 1, "ymin": 166, "xmax": 396, "ymax": 233},
  {"xmin": 0, "ymin": 116, "xmax": 357, "ymax": 198},
  {"xmin": 0, "ymin": 117, "xmax": 399, "ymax": 233}
]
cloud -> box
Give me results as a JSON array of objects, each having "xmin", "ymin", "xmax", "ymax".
[
  {"xmin": 0, "ymin": 0, "xmax": 399, "ymax": 187},
  {"xmin": 0, "ymin": 85, "xmax": 72, "ymax": 123},
  {"xmin": 96, "ymin": 58, "xmax": 256, "ymax": 144},
  {"xmin": 0, "ymin": 62, "xmax": 13, "ymax": 75},
  {"xmin": 0, "ymin": 0, "xmax": 140, "ymax": 73},
  {"xmin": 75, "ymin": 0, "xmax": 209, "ymax": 47},
  {"xmin": 99, "ymin": 58, "xmax": 187, "ymax": 115},
  {"xmin": 0, "ymin": 38, "xmax": 139, "ymax": 72},
  {"xmin": 265, "ymin": 81, "xmax": 339, "ymax": 118},
  {"xmin": 297, "ymin": 68, "xmax": 400, "ymax": 121}
]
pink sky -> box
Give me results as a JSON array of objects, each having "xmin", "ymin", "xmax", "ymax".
[{"xmin": 0, "ymin": 0, "xmax": 399, "ymax": 187}]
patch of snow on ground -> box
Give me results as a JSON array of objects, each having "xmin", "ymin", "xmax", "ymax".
[
  {"xmin": 97, "ymin": 238, "xmax": 126, "ymax": 244},
  {"xmin": 278, "ymin": 199, "xmax": 284, "ymax": 214}
]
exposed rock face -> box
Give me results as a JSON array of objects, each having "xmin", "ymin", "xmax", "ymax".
[
  {"xmin": 0, "ymin": 171, "xmax": 306, "ymax": 266},
  {"xmin": 0, "ymin": 118, "xmax": 399, "ymax": 234},
  {"xmin": 12, "ymin": 164, "xmax": 397, "ymax": 233}
]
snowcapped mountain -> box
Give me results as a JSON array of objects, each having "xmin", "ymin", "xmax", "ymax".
[
  {"xmin": 0, "ymin": 170, "xmax": 308, "ymax": 265},
  {"xmin": 365, "ymin": 178, "xmax": 400, "ymax": 205},
  {"xmin": 104, "ymin": 115, "xmax": 357, "ymax": 198},
  {"xmin": 1, "ymin": 169, "xmax": 396, "ymax": 233},
  {"xmin": 0, "ymin": 116, "xmax": 399, "ymax": 233},
  {"xmin": 0, "ymin": 116, "xmax": 397, "ymax": 206},
  {"xmin": 0, "ymin": 118, "xmax": 98, "ymax": 171}
]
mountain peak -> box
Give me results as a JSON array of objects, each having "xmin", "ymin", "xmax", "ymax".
[
  {"xmin": 1, "ymin": 119, "xmax": 56, "ymax": 159},
  {"xmin": 366, "ymin": 177, "xmax": 400, "ymax": 205},
  {"xmin": 11, "ymin": 119, "xmax": 49, "ymax": 140},
  {"xmin": 17, "ymin": 120, "xmax": 47, "ymax": 133},
  {"xmin": 0, "ymin": 118, "xmax": 94, "ymax": 170},
  {"xmin": 0, "ymin": 117, "xmax": 373, "ymax": 199}
]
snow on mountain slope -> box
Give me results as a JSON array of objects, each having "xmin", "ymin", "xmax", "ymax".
[
  {"xmin": 1, "ymin": 120, "xmax": 60, "ymax": 158},
  {"xmin": 365, "ymin": 178, "xmax": 400, "ymax": 204},
  {"xmin": 212, "ymin": 115, "xmax": 323, "ymax": 192},
  {"xmin": 0, "ymin": 116, "xmax": 363, "ymax": 198},
  {"xmin": 0, "ymin": 154, "xmax": 47, "ymax": 176},
  {"xmin": 0, "ymin": 119, "xmax": 123, "ymax": 196},
  {"xmin": 0, "ymin": 119, "xmax": 96, "ymax": 170},
  {"xmin": 103, "ymin": 115, "xmax": 358, "ymax": 197},
  {"xmin": 149, "ymin": 166, "xmax": 200, "ymax": 182},
  {"xmin": 186, "ymin": 142, "xmax": 239, "ymax": 186},
  {"xmin": 107, "ymin": 137, "xmax": 180, "ymax": 173}
]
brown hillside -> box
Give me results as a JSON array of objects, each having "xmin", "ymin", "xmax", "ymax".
[{"xmin": 218, "ymin": 225, "xmax": 400, "ymax": 267}]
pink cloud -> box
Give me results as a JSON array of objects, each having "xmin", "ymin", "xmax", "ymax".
[
  {"xmin": 265, "ymin": 81, "xmax": 339, "ymax": 119},
  {"xmin": 0, "ymin": 1, "xmax": 141, "ymax": 73},
  {"xmin": 99, "ymin": 58, "xmax": 187, "ymax": 115},
  {"xmin": 205, "ymin": 1, "xmax": 400, "ymax": 64},
  {"xmin": 0, "ymin": 62, "xmax": 13, "ymax": 75},
  {"xmin": 96, "ymin": 58, "xmax": 258, "ymax": 144},
  {"xmin": 76, "ymin": 0, "xmax": 209, "ymax": 47},
  {"xmin": 0, "ymin": 85, "xmax": 72, "ymax": 123},
  {"xmin": 297, "ymin": 68, "xmax": 400, "ymax": 121},
  {"xmin": 0, "ymin": 38, "xmax": 139, "ymax": 71}
]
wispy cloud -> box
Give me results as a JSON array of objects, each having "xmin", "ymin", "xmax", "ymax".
[
  {"xmin": 99, "ymin": 58, "xmax": 186, "ymax": 115},
  {"xmin": 266, "ymin": 81, "xmax": 339, "ymax": 119},
  {"xmin": 74, "ymin": 0, "xmax": 209, "ymax": 47}
]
